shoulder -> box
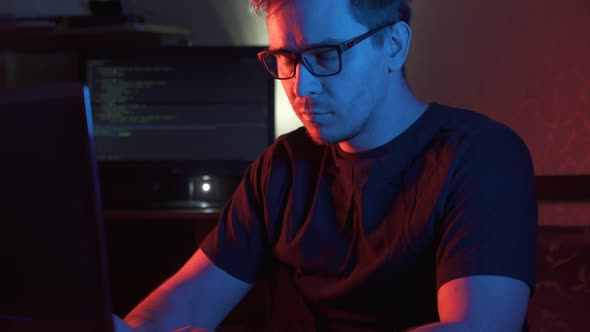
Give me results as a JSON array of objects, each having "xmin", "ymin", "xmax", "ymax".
[
  {"xmin": 430, "ymin": 105, "xmax": 537, "ymax": 224},
  {"xmin": 409, "ymin": 103, "xmax": 532, "ymax": 180},
  {"xmin": 417, "ymin": 104, "xmax": 535, "ymax": 215},
  {"xmin": 427, "ymin": 103, "xmax": 531, "ymax": 163},
  {"xmin": 432, "ymin": 103, "xmax": 521, "ymax": 141}
]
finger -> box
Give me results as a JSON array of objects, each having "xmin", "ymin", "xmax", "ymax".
[{"xmin": 111, "ymin": 313, "xmax": 134, "ymax": 332}]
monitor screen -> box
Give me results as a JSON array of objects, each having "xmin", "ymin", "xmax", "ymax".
[{"xmin": 83, "ymin": 47, "xmax": 274, "ymax": 163}]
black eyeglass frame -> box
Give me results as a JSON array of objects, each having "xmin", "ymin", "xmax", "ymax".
[{"xmin": 257, "ymin": 21, "xmax": 397, "ymax": 80}]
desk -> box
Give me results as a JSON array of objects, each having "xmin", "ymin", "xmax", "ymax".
[
  {"xmin": 104, "ymin": 209, "xmax": 218, "ymax": 315},
  {"xmin": 105, "ymin": 209, "xmax": 220, "ymax": 221},
  {"xmin": 104, "ymin": 208, "xmax": 264, "ymax": 329}
]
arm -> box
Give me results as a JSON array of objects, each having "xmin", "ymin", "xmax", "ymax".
[
  {"xmin": 119, "ymin": 148, "xmax": 277, "ymax": 332},
  {"xmin": 406, "ymin": 127, "xmax": 536, "ymax": 331},
  {"xmin": 119, "ymin": 249, "xmax": 252, "ymax": 332},
  {"xmin": 406, "ymin": 275, "xmax": 530, "ymax": 332}
]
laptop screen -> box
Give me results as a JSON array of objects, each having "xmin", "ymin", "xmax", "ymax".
[{"xmin": 0, "ymin": 83, "xmax": 113, "ymax": 332}]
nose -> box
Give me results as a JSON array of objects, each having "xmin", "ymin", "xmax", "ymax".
[{"xmin": 293, "ymin": 62, "xmax": 321, "ymax": 98}]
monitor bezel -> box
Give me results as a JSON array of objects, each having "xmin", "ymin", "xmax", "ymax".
[
  {"xmin": 79, "ymin": 45, "xmax": 275, "ymax": 178},
  {"xmin": 79, "ymin": 45, "xmax": 276, "ymax": 212}
]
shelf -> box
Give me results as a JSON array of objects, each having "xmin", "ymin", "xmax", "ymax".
[
  {"xmin": 104, "ymin": 209, "xmax": 220, "ymax": 221},
  {"xmin": 0, "ymin": 24, "xmax": 191, "ymax": 51}
]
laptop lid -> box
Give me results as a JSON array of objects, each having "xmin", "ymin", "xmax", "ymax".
[{"xmin": 0, "ymin": 83, "xmax": 114, "ymax": 332}]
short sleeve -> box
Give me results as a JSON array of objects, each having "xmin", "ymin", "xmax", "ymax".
[
  {"xmin": 436, "ymin": 127, "xmax": 538, "ymax": 295},
  {"xmin": 199, "ymin": 155, "xmax": 271, "ymax": 284}
]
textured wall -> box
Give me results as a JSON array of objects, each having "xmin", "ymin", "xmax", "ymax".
[{"xmin": 407, "ymin": 0, "xmax": 590, "ymax": 176}]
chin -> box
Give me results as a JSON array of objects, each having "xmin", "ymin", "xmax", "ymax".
[{"xmin": 305, "ymin": 126, "xmax": 344, "ymax": 146}]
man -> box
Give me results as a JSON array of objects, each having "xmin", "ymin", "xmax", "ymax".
[{"xmin": 114, "ymin": 0, "xmax": 537, "ymax": 331}]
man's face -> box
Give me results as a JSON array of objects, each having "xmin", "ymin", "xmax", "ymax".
[{"xmin": 267, "ymin": 0, "xmax": 391, "ymax": 146}]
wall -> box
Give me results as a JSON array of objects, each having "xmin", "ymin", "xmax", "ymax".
[
  {"xmin": 118, "ymin": 0, "xmax": 299, "ymax": 140},
  {"xmin": 408, "ymin": 0, "xmax": 590, "ymax": 176},
  {"xmin": 404, "ymin": 0, "xmax": 590, "ymax": 226},
  {"xmin": 127, "ymin": 0, "xmax": 590, "ymax": 227},
  {"xmin": 0, "ymin": 0, "xmax": 86, "ymax": 16},
  {"xmin": 124, "ymin": 0, "xmax": 590, "ymax": 177},
  {"xmin": 4, "ymin": 0, "xmax": 589, "ymax": 225}
]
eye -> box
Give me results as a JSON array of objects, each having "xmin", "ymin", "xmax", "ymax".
[
  {"xmin": 312, "ymin": 48, "xmax": 338, "ymax": 62},
  {"xmin": 303, "ymin": 48, "xmax": 339, "ymax": 71}
]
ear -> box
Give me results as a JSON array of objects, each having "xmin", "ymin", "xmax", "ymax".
[{"xmin": 387, "ymin": 21, "xmax": 412, "ymax": 73}]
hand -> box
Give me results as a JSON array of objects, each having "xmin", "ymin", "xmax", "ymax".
[
  {"xmin": 112, "ymin": 313, "xmax": 134, "ymax": 332},
  {"xmin": 111, "ymin": 314, "xmax": 214, "ymax": 332},
  {"xmin": 174, "ymin": 327, "xmax": 215, "ymax": 332}
]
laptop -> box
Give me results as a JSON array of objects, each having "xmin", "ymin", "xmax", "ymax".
[{"xmin": 0, "ymin": 83, "xmax": 114, "ymax": 332}]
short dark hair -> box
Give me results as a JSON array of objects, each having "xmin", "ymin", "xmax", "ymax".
[
  {"xmin": 250, "ymin": 0, "xmax": 413, "ymax": 76},
  {"xmin": 250, "ymin": 0, "xmax": 412, "ymax": 32},
  {"xmin": 348, "ymin": 0, "xmax": 412, "ymax": 47}
]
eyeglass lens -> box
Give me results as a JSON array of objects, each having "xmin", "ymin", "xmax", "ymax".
[{"xmin": 263, "ymin": 47, "xmax": 340, "ymax": 78}]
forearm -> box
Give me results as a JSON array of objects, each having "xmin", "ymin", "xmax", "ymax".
[
  {"xmin": 124, "ymin": 275, "xmax": 201, "ymax": 332},
  {"xmin": 406, "ymin": 321, "xmax": 512, "ymax": 332},
  {"xmin": 405, "ymin": 322, "xmax": 473, "ymax": 332},
  {"xmin": 121, "ymin": 249, "xmax": 252, "ymax": 332}
]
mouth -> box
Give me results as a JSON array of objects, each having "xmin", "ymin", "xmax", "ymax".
[
  {"xmin": 294, "ymin": 98, "xmax": 332, "ymax": 123},
  {"xmin": 299, "ymin": 111, "xmax": 332, "ymax": 124}
]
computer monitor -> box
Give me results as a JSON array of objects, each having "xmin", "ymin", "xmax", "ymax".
[
  {"xmin": 81, "ymin": 46, "xmax": 275, "ymax": 210},
  {"xmin": 83, "ymin": 46, "xmax": 274, "ymax": 163},
  {"xmin": 0, "ymin": 83, "xmax": 113, "ymax": 332}
]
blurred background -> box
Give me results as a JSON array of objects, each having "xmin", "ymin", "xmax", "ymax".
[{"xmin": 0, "ymin": 1, "xmax": 588, "ymax": 331}]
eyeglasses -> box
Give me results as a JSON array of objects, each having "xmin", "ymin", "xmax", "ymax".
[{"xmin": 257, "ymin": 21, "xmax": 396, "ymax": 80}]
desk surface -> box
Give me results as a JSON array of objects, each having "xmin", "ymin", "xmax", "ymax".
[{"xmin": 104, "ymin": 209, "xmax": 220, "ymax": 221}]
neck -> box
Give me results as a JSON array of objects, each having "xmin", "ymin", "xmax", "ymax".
[{"xmin": 338, "ymin": 75, "xmax": 428, "ymax": 153}]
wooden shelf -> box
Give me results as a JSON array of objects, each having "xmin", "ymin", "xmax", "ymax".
[
  {"xmin": 0, "ymin": 24, "xmax": 191, "ymax": 51},
  {"xmin": 536, "ymin": 175, "xmax": 590, "ymax": 202},
  {"xmin": 104, "ymin": 209, "xmax": 220, "ymax": 221}
]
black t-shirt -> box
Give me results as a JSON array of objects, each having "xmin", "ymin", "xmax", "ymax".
[{"xmin": 201, "ymin": 103, "xmax": 537, "ymax": 331}]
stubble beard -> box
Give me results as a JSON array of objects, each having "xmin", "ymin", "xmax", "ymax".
[{"xmin": 303, "ymin": 122, "xmax": 364, "ymax": 148}]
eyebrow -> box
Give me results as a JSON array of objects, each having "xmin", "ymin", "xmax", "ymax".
[
  {"xmin": 317, "ymin": 37, "xmax": 342, "ymax": 44},
  {"xmin": 268, "ymin": 37, "xmax": 345, "ymax": 52}
]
